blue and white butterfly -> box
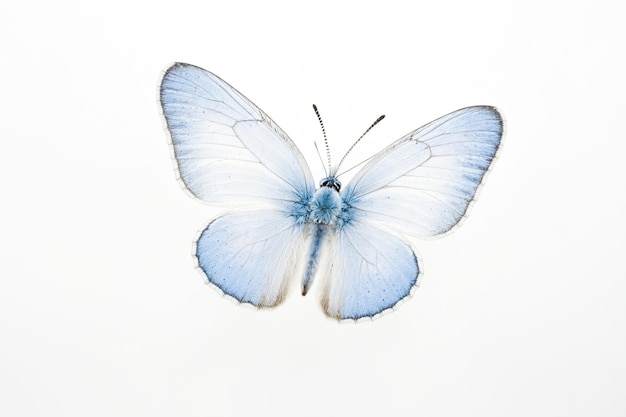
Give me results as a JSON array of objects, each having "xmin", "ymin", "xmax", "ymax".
[{"xmin": 159, "ymin": 62, "xmax": 503, "ymax": 321}]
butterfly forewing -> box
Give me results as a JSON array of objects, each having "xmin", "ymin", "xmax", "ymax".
[
  {"xmin": 160, "ymin": 63, "xmax": 315, "ymax": 207},
  {"xmin": 342, "ymin": 106, "xmax": 503, "ymax": 238}
]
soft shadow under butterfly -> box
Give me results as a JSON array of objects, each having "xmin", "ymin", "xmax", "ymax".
[{"xmin": 159, "ymin": 63, "xmax": 503, "ymax": 321}]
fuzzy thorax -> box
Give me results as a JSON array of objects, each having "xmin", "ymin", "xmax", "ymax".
[{"xmin": 310, "ymin": 186, "xmax": 342, "ymax": 225}]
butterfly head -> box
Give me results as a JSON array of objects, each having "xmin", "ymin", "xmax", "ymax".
[{"xmin": 320, "ymin": 176, "xmax": 341, "ymax": 192}]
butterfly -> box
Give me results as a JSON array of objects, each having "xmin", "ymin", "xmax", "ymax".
[{"xmin": 159, "ymin": 62, "xmax": 503, "ymax": 321}]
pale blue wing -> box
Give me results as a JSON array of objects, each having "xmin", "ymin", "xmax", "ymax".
[
  {"xmin": 319, "ymin": 219, "xmax": 420, "ymax": 320},
  {"xmin": 160, "ymin": 63, "xmax": 315, "ymax": 208},
  {"xmin": 160, "ymin": 63, "xmax": 316, "ymax": 307},
  {"xmin": 341, "ymin": 106, "xmax": 503, "ymax": 237},
  {"xmin": 195, "ymin": 209, "xmax": 309, "ymax": 307}
]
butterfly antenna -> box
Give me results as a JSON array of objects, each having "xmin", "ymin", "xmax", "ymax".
[
  {"xmin": 336, "ymin": 114, "xmax": 385, "ymax": 172},
  {"xmin": 336, "ymin": 153, "xmax": 377, "ymax": 177},
  {"xmin": 313, "ymin": 141, "xmax": 328, "ymax": 176},
  {"xmin": 313, "ymin": 104, "xmax": 332, "ymax": 173}
]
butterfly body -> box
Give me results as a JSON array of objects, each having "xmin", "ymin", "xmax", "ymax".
[
  {"xmin": 159, "ymin": 62, "xmax": 503, "ymax": 321},
  {"xmin": 287, "ymin": 177, "xmax": 346, "ymax": 294}
]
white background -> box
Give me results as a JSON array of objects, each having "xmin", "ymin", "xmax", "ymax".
[{"xmin": 1, "ymin": 1, "xmax": 624, "ymax": 416}]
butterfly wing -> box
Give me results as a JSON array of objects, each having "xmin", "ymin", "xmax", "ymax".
[
  {"xmin": 321, "ymin": 106, "xmax": 503, "ymax": 319},
  {"xmin": 342, "ymin": 106, "xmax": 503, "ymax": 237},
  {"xmin": 195, "ymin": 209, "xmax": 309, "ymax": 307},
  {"xmin": 320, "ymin": 219, "xmax": 420, "ymax": 320},
  {"xmin": 160, "ymin": 63, "xmax": 315, "ymax": 207},
  {"xmin": 160, "ymin": 63, "xmax": 315, "ymax": 307}
]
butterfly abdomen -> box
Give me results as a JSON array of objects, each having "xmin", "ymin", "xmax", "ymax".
[{"xmin": 301, "ymin": 223, "xmax": 329, "ymax": 296}]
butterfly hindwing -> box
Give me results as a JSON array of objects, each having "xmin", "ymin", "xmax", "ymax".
[
  {"xmin": 319, "ymin": 219, "xmax": 420, "ymax": 320},
  {"xmin": 195, "ymin": 209, "xmax": 308, "ymax": 307}
]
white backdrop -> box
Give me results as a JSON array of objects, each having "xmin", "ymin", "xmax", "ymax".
[{"xmin": 1, "ymin": 1, "xmax": 624, "ymax": 416}]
